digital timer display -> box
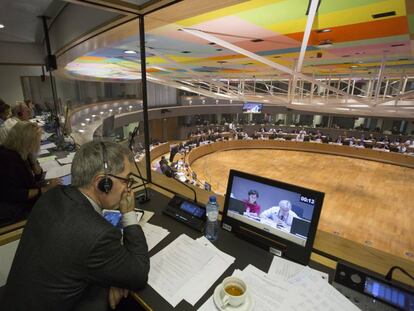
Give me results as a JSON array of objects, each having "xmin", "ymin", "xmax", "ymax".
[{"xmin": 300, "ymin": 195, "xmax": 315, "ymax": 205}]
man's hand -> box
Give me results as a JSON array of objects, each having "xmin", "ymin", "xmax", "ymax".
[
  {"xmin": 109, "ymin": 287, "xmax": 129, "ymax": 310},
  {"xmin": 41, "ymin": 178, "xmax": 62, "ymax": 193},
  {"xmin": 119, "ymin": 188, "xmax": 135, "ymax": 214}
]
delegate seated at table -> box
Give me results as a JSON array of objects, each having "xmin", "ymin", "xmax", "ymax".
[{"xmin": 260, "ymin": 200, "xmax": 298, "ymax": 230}]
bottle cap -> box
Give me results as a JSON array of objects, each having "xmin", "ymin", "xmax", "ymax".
[{"xmin": 209, "ymin": 196, "xmax": 217, "ymax": 202}]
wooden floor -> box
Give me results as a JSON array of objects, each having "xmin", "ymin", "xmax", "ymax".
[{"xmin": 190, "ymin": 149, "xmax": 414, "ymax": 261}]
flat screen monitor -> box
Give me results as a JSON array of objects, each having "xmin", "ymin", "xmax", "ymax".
[
  {"xmin": 242, "ymin": 102, "xmax": 263, "ymax": 114},
  {"xmin": 221, "ymin": 170, "xmax": 324, "ymax": 265}
]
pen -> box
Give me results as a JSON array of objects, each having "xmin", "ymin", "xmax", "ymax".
[{"xmin": 134, "ymin": 208, "xmax": 145, "ymax": 215}]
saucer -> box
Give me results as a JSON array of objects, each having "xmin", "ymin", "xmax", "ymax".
[{"xmin": 213, "ymin": 285, "xmax": 254, "ymax": 311}]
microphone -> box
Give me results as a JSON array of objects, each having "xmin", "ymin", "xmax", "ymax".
[
  {"xmin": 128, "ymin": 124, "xmax": 150, "ymax": 204},
  {"xmin": 163, "ymin": 166, "xmax": 198, "ymax": 204},
  {"xmin": 129, "ymin": 125, "xmax": 139, "ymax": 151}
]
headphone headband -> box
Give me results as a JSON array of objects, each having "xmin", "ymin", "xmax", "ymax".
[{"xmin": 98, "ymin": 142, "xmax": 112, "ymax": 193}]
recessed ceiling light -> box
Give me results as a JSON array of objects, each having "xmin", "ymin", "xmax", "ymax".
[
  {"xmin": 0, "ymin": 24, "xmax": 4, "ymax": 29},
  {"xmin": 124, "ymin": 50, "xmax": 136, "ymax": 54},
  {"xmin": 317, "ymin": 29, "xmax": 332, "ymax": 33}
]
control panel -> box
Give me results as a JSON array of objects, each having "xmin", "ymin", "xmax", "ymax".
[
  {"xmin": 163, "ymin": 195, "xmax": 206, "ymax": 232},
  {"xmin": 333, "ymin": 261, "xmax": 414, "ymax": 311}
]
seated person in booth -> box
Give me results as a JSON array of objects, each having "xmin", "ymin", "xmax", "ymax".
[
  {"xmin": 260, "ymin": 200, "xmax": 299, "ymax": 230},
  {"xmin": 0, "ymin": 122, "xmax": 61, "ymax": 225},
  {"xmin": 243, "ymin": 189, "xmax": 261, "ymax": 215},
  {"xmin": 2, "ymin": 141, "xmax": 150, "ymax": 311},
  {"xmin": 12, "ymin": 102, "xmax": 32, "ymax": 122},
  {"xmin": 0, "ymin": 99, "xmax": 12, "ymax": 144}
]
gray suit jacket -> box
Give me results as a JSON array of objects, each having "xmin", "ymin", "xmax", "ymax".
[{"xmin": 2, "ymin": 186, "xmax": 150, "ymax": 311}]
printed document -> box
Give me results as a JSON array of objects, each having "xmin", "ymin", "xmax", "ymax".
[{"xmin": 148, "ymin": 234, "xmax": 216, "ymax": 307}]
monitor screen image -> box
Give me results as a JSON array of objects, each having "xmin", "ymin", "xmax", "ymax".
[
  {"xmin": 242, "ymin": 102, "xmax": 263, "ymax": 113},
  {"xmin": 222, "ymin": 170, "xmax": 324, "ymax": 264}
]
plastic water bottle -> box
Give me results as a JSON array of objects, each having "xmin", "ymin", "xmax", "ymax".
[{"xmin": 205, "ymin": 196, "xmax": 219, "ymax": 241}]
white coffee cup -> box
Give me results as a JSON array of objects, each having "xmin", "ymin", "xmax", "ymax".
[{"xmin": 220, "ymin": 276, "xmax": 247, "ymax": 307}]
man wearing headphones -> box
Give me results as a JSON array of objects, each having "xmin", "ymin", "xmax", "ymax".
[{"xmin": 3, "ymin": 141, "xmax": 150, "ymax": 311}]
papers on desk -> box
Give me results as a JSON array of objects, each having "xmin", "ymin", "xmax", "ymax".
[
  {"xmin": 38, "ymin": 155, "xmax": 56, "ymax": 164},
  {"xmin": 45, "ymin": 164, "xmax": 71, "ymax": 179},
  {"xmin": 56, "ymin": 152, "xmax": 76, "ymax": 165},
  {"xmin": 199, "ymin": 259, "xmax": 357, "ymax": 311},
  {"xmin": 39, "ymin": 149, "xmax": 50, "ymax": 155},
  {"xmin": 40, "ymin": 142, "xmax": 57, "ymax": 150},
  {"xmin": 41, "ymin": 132, "xmax": 54, "ymax": 141},
  {"xmin": 141, "ymin": 222, "xmax": 169, "ymax": 251},
  {"xmin": 148, "ymin": 234, "xmax": 235, "ymax": 307},
  {"xmin": 40, "ymin": 158, "xmax": 61, "ymax": 172}
]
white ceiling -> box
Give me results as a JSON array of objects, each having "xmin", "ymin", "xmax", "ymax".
[
  {"xmin": 0, "ymin": 0, "xmax": 56, "ymax": 43},
  {"xmin": 119, "ymin": 0, "xmax": 154, "ymax": 5}
]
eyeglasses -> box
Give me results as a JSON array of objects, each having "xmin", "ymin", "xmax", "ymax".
[{"xmin": 107, "ymin": 174, "xmax": 135, "ymax": 188}]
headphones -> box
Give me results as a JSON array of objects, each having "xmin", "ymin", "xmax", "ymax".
[{"xmin": 98, "ymin": 142, "xmax": 113, "ymax": 193}]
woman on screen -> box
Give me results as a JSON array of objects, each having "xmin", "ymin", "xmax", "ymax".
[{"xmin": 243, "ymin": 189, "xmax": 261, "ymax": 215}]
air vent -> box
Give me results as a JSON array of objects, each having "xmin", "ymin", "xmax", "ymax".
[
  {"xmin": 399, "ymin": 58, "xmax": 409, "ymax": 61},
  {"xmin": 342, "ymin": 55, "xmax": 351, "ymax": 58},
  {"xmin": 216, "ymin": 49, "xmax": 223, "ymax": 51},
  {"xmin": 391, "ymin": 44, "xmax": 405, "ymax": 47},
  {"xmin": 372, "ymin": 11, "xmax": 396, "ymax": 19},
  {"xmin": 273, "ymin": 55, "xmax": 281, "ymax": 58},
  {"xmin": 181, "ymin": 51, "xmax": 191, "ymax": 53},
  {"xmin": 251, "ymin": 39, "xmax": 264, "ymax": 42},
  {"xmin": 217, "ymin": 61, "xmax": 227, "ymax": 64}
]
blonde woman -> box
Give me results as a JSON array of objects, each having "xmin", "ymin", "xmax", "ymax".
[{"xmin": 0, "ymin": 121, "xmax": 61, "ymax": 225}]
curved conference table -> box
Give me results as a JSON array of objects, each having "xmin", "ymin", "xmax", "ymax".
[
  {"xmin": 185, "ymin": 139, "xmax": 414, "ymax": 169},
  {"xmin": 145, "ymin": 139, "xmax": 414, "ymax": 286}
]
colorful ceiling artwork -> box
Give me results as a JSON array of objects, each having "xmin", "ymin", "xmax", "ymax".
[{"xmin": 64, "ymin": 0, "xmax": 414, "ymax": 117}]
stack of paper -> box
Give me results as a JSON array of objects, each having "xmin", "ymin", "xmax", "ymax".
[
  {"xmin": 141, "ymin": 223, "xmax": 169, "ymax": 251},
  {"xmin": 38, "ymin": 155, "xmax": 56, "ymax": 164},
  {"xmin": 45, "ymin": 164, "xmax": 71, "ymax": 179},
  {"xmin": 148, "ymin": 234, "xmax": 235, "ymax": 307},
  {"xmin": 57, "ymin": 152, "xmax": 76, "ymax": 165},
  {"xmin": 40, "ymin": 159, "xmax": 61, "ymax": 172},
  {"xmin": 268, "ymin": 256, "xmax": 329, "ymax": 282},
  {"xmin": 39, "ymin": 149, "xmax": 50, "ymax": 156},
  {"xmin": 40, "ymin": 142, "xmax": 57, "ymax": 150},
  {"xmin": 199, "ymin": 261, "xmax": 359, "ymax": 311}
]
